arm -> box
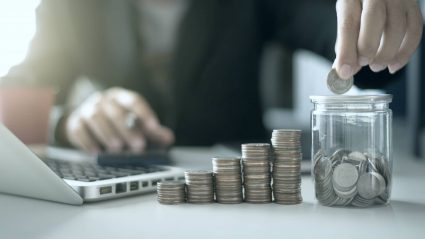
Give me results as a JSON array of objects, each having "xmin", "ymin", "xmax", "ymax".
[
  {"xmin": 1, "ymin": 0, "xmax": 78, "ymax": 143},
  {"xmin": 262, "ymin": 0, "xmax": 417, "ymax": 88}
]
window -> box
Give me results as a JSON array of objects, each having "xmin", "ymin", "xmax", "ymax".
[{"xmin": 0, "ymin": 0, "xmax": 40, "ymax": 77}]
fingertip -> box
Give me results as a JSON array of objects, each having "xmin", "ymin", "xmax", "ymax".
[
  {"xmin": 90, "ymin": 147, "xmax": 101, "ymax": 155},
  {"xmin": 159, "ymin": 127, "xmax": 175, "ymax": 146},
  {"xmin": 130, "ymin": 137, "xmax": 146, "ymax": 152},
  {"xmin": 388, "ymin": 62, "xmax": 402, "ymax": 74},
  {"xmin": 338, "ymin": 64, "xmax": 354, "ymax": 80},
  {"xmin": 106, "ymin": 138, "xmax": 123, "ymax": 153},
  {"xmin": 144, "ymin": 118, "xmax": 160, "ymax": 131},
  {"xmin": 369, "ymin": 64, "xmax": 386, "ymax": 72}
]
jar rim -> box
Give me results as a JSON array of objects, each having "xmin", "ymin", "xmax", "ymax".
[{"xmin": 310, "ymin": 94, "xmax": 393, "ymax": 104}]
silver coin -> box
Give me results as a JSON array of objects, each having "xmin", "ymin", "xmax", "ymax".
[
  {"xmin": 314, "ymin": 147, "xmax": 392, "ymax": 207},
  {"xmin": 271, "ymin": 128, "xmax": 303, "ymax": 206},
  {"xmin": 332, "ymin": 163, "xmax": 359, "ymax": 191},
  {"xmin": 357, "ymin": 172, "xmax": 386, "ymax": 199},
  {"xmin": 334, "ymin": 185, "xmax": 357, "ymax": 199},
  {"xmin": 326, "ymin": 68, "xmax": 353, "ymax": 94},
  {"xmin": 157, "ymin": 181, "xmax": 185, "ymax": 188},
  {"xmin": 314, "ymin": 156, "xmax": 332, "ymax": 181},
  {"xmin": 351, "ymin": 195, "xmax": 374, "ymax": 207},
  {"xmin": 348, "ymin": 151, "xmax": 367, "ymax": 162},
  {"xmin": 185, "ymin": 170, "xmax": 213, "ymax": 176}
]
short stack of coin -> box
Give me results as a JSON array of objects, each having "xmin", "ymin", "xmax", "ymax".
[
  {"xmin": 185, "ymin": 170, "xmax": 214, "ymax": 203},
  {"xmin": 212, "ymin": 157, "xmax": 243, "ymax": 204},
  {"xmin": 157, "ymin": 181, "xmax": 186, "ymax": 204},
  {"xmin": 271, "ymin": 129, "xmax": 303, "ymax": 204},
  {"xmin": 241, "ymin": 143, "xmax": 272, "ymax": 203}
]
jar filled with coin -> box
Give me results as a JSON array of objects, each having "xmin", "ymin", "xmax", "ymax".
[{"xmin": 310, "ymin": 95, "xmax": 392, "ymax": 207}]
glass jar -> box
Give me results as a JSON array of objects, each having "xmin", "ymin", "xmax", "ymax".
[{"xmin": 310, "ymin": 95, "xmax": 392, "ymax": 207}]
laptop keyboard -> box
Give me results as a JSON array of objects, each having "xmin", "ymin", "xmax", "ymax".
[{"xmin": 43, "ymin": 158, "xmax": 165, "ymax": 182}]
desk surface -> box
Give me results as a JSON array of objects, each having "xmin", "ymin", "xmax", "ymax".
[{"xmin": 1, "ymin": 144, "xmax": 425, "ymax": 239}]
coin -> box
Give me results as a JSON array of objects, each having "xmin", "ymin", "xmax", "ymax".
[
  {"xmin": 184, "ymin": 170, "xmax": 214, "ymax": 204},
  {"xmin": 313, "ymin": 148, "xmax": 391, "ymax": 207},
  {"xmin": 157, "ymin": 181, "xmax": 186, "ymax": 204},
  {"xmin": 327, "ymin": 68, "xmax": 353, "ymax": 94},
  {"xmin": 332, "ymin": 163, "xmax": 359, "ymax": 191},
  {"xmin": 271, "ymin": 129, "xmax": 303, "ymax": 205},
  {"xmin": 357, "ymin": 172, "xmax": 386, "ymax": 200},
  {"xmin": 241, "ymin": 143, "xmax": 272, "ymax": 203},
  {"xmin": 213, "ymin": 157, "xmax": 243, "ymax": 204}
]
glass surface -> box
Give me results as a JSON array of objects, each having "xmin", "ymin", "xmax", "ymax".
[{"xmin": 310, "ymin": 95, "xmax": 392, "ymax": 207}]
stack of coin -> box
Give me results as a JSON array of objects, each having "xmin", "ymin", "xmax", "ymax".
[
  {"xmin": 185, "ymin": 170, "xmax": 214, "ymax": 203},
  {"xmin": 157, "ymin": 181, "xmax": 186, "ymax": 205},
  {"xmin": 271, "ymin": 129, "xmax": 303, "ymax": 205},
  {"xmin": 314, "ymin": 149, "xmax": 391, "ymax": 207},
  {"xmin": 212, "ymin": 157, "xmax": 243, "ymax": 204},
  {"xmin": 241, "ymin": 143, "xmax": 272, "ymax": 203}
]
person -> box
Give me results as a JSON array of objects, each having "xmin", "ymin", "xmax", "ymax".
[{"xmin": 1, "ymin": 0, "xmax": 422, "ymax": 153}]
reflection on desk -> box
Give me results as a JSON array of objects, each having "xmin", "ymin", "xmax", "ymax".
[{"xmin": 0, "ymin": 145, "xmax": 425, "ymax": 239}]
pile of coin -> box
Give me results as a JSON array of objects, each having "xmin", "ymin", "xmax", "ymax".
[
  {"xmin": 241, "ymin": 143, "xmax": 272, "ymax": 203},
  {"xmin": 314, "ymin": 149, "xmax": 391, "ymax": 207},
  {"xmin": 212, "ymin": 157, "xmax": 243, "ymax": 204},
  {"xmin": 157, "ymin": 181, "xmax": 186, "ymax": 204},
  {"xmin": 327, "ymin": 68, "xmax": 353, "ymax": 94},
  {"xmin": 185, "ymin": 170, "xmax": 214, "ymax": 203},
  {"xmin": 271, "ymin": 129, "xmax": 303, "ymax": 204}
]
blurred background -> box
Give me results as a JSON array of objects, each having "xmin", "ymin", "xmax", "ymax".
[
  {"xmin": 0, "ymin": 0, "xmax": 424, "ymax": 159},
  {"xmin": 0, "ymin": 0, "xmax": 39, "ymax": 77}
]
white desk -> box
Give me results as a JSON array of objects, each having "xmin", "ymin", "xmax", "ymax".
[{"xmin": 1, "ymin": 144, "xmax": 425, "ymax": 239}]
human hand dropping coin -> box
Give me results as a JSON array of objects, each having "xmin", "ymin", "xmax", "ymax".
[{"xmin": 328, "ymin": 0, "xmax": 423, "ymax": 95}]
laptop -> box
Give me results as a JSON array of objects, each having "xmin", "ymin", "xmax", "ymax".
[{"xmin": 0, "ymin": 123, "xmax": 185, "ymax": 205}]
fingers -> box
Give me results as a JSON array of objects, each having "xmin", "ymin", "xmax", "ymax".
[
  {"xmin": 389, "ymin": 2, "xmax": 423, "ymax": 73},
  {"xmin": 106, "ymin": 88, "xmax": 157, "ymax": 124},
  {"xmin": 66, "ymin": 88, "xmax": 175, "ymax": 153},
  {"xmin": 66, "ymin": 115, "xmax": 99, "ymax": 153},
  {"xmin": 357, "ymin": 0, "xmax": 387, "ymax": 71},
  {"xmin": 370, "ymin": 0, "xmax": 406, "ymax": 71},
  {"xmin": 79, "ymin": 95, "xmax": 123, "ymax": 153},
  {"xmin": 106, "ymin": 88, "xmax": 174, "ymax": 146},
  {"xmin": 335, "ymin": 0, "xmax": 362, "ymax": 79},
  {"xmin": 101, "ymin": 99, "xmax": 147, "ymax": 153},
  {"xmin": 334, "ymin": 0, "xmax": 422, "ymax": 76}
]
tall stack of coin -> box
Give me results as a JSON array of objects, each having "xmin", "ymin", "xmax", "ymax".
[
  {"xmin": 241, "ymin": 143, "xmax": 272, "ymax": 203},
  {"xmin": 185, "ymin": 170, "xmax": 214, "ymax": 203},
  {"xmin": 212, "ymin": 157, "xmax": 243, "ymax": 204},
  {"xmin": 157, "ymin": 181, "xmax": 186, "ymax": 204},
  {"xmin": 271, "ymin": 129, "xmax": 303, "ymax": 204}
]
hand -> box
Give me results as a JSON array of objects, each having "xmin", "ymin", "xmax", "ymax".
[
  {"xmin": 65, "ymin": 87, "xmax": 174, "ymax": 153},
  {"xmin": 334, "ymin": 0, "xmax": 423, "ymax": 79}
]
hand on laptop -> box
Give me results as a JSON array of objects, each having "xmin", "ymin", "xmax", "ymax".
[
  {"xmin": 333, "ymin": 0, "xmax": 423, "ymax": 79},
  {"xmin": 64, "ymin": 87, "xmax": 174, "ymax": 153}
]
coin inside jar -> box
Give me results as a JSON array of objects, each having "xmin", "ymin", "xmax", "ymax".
[
  {"xmin": 357, "ymin": 172, "xmax": 386, "ymax": 199},
  {"xmin": 332, "ymin": 163, "xmax": 359, "ymax": 191}
]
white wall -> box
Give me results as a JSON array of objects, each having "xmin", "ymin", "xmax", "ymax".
[
  {"xmin": 264, "ymin": 50, "xmax": 383, "ymax": 130},
  {"xmin": 0, "ymin": 0, "xmax": 40, "ymax": 77}
]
